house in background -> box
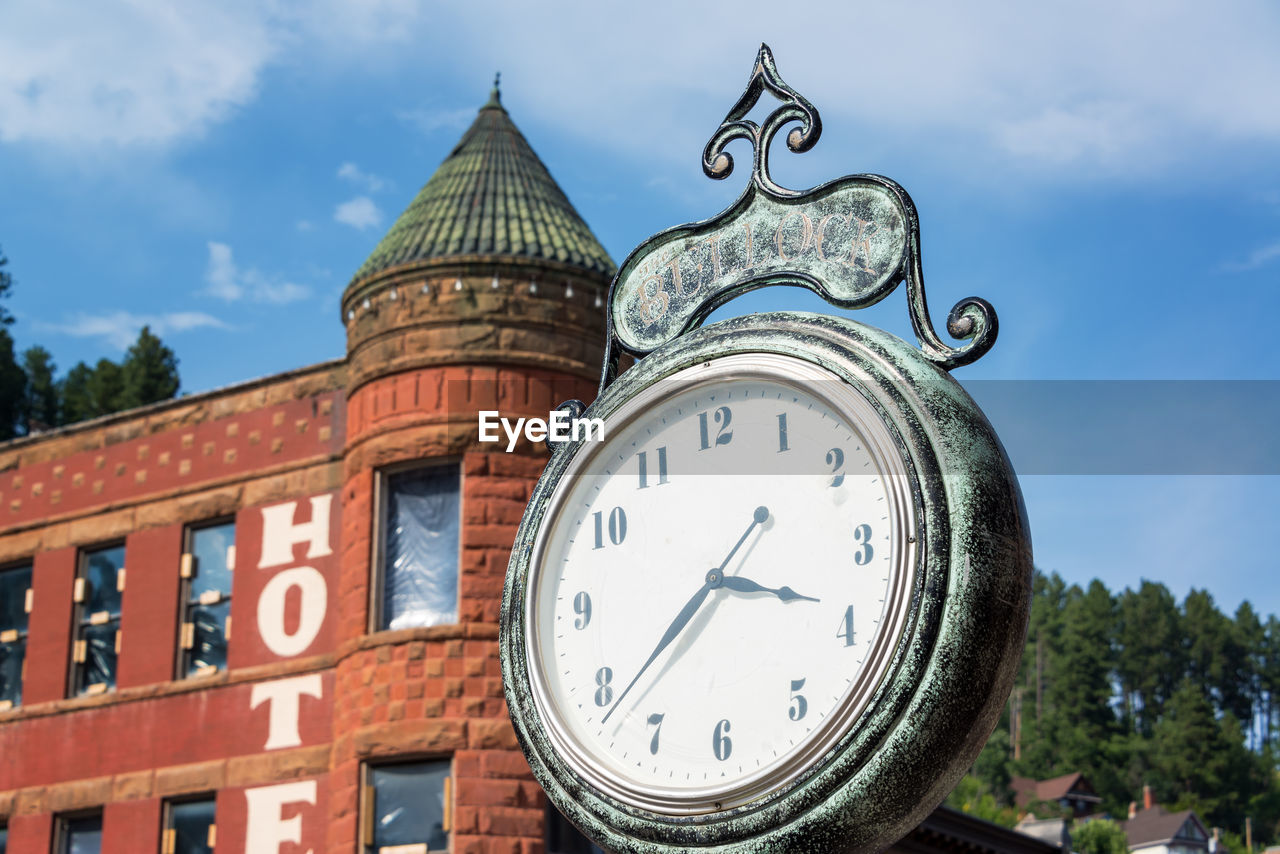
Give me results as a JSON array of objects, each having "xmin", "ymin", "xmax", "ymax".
[
  {"xmin": 1012, "ymin": 772, "xmax": 1103, "ymax": 819},
  {"xmin": 1123, "ymin": 787, "xmax": 1212, "ymax": 854}
]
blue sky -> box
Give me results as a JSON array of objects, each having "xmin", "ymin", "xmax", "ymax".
[{"xmin": 1, "ymin": 1, "xmax": 1277, "ymax": 617}]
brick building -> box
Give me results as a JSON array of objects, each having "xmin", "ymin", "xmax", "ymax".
[
  {"xmin": 0, "ymin": 83, "xmax": 610, "ymax": 854},
  {"xmin": 0, "ymin": 85, "xmax": 1054, "ymax": 854}
]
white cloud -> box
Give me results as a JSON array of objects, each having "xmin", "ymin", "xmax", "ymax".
[
  {"xmin": 3, "ymin": 0, "xmax": 1280, "ymax": 178},
  {"xmin": 382, "ymin": 0, "xmax": 1280, "ymax": 179},
  {"xmin": 1221, "ymin": 240, "xmax": 1280, "ymax": 273},
  {"xmin": 44, "ymin": 310, "xmax": 228, "ymax": 350},
  {"xmin": 204, "ymin": 241, "xmax": 311, "ymax": 303},
  {"xmin": 337, "ymin": 162, "xmax": 387, "ymax": 192},
  {"xmin": 334, "ymin": 196, "xmax": 383, "ymax": 230},
  {"xmin": 396, "ymin": 106, "xmax": 475, "ymax": 136},
  {"xmin": 0, "ymin": 1, "xmax": 277, "ymax": 146}
]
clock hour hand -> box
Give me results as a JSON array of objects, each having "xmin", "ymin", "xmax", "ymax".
[
  {"xmin": 720, "ymin": 575, "xmax": 819, "ymax": 603},
  {"xmin": 601, "ymin": 506, "xmax": 771, "ymax": 725}
]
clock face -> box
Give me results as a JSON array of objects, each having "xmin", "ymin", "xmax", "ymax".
[{"xmin": 525, "ymin": 353, "xmax": 917, "ymax": 814}]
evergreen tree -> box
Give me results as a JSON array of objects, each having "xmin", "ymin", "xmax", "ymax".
[
  {"xmin": 120, "ymin": 325, "xmax": 179, "ymax": 409},
  {"xmin": 1261, "ymin": 617, "xmax": 1280, "ymax": 747},
  {"xmin": 1150, "ymin": 680, "xmax": 1245, "ymax": 828},
  {"xmin": 1117, "ymin": 581, "xmax": 1183, "ymax": 734},
  {"xmin": 0, "ymin": 328, "xmax": 26, "ymax": 440},
  {"xmin": 20, "ymin": 346, "xmax": 58, "ymax": 431},
  {"xmin": 0, "ymin": 244, "xmax": 13, "ymax": 326},
  {"xmin": 59, "ymin": 361, "xmax": 97, "ymax": 424},
  {"xmin": 1184, "ymin": 589, "xmax": 1252, "ymax": 724},
  {"xmin": 0, "ymin": 246, "xmax": 20, "ymax": 439},
  {"xmin": 85, "ymin": 358, "xmax": 123, "ymax": 417},
  {"xmin": 1236, "ymin": 602, "xmax": 1265, "ymax": 749}
]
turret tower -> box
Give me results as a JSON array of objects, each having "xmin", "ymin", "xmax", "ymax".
[{"xmin": 329, "ymin": 83, "xmax": 614, "ymax": 852}]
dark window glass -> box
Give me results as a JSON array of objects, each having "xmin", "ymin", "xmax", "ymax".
[
  {"xmin": 168, "ymin": 798, "xmax": 216, "ymax": 854},
  {"xmin": 180, "ymin": 522, "xmax": 235, "ymax": 677},
  {"xmin": 0, "ymin": 564, "xmax": 32, "ymax": 709},
  {"xmin": 1, "ymin": 824, "xmax": 7, "ymax": 853},
  {"xmin": 60, "ymin": 814, "xmax": 102, "ymax": 854},
  {"xmin": 72, "ymin": 546, "xmax": 124, "ymax": 696},
  {"xmin": 546, "ymin": 806, "xmax": 606, "ymax": 854},
  {"xmin": 368, "ymin": 761, "xmax": 450, "ymax": 852},
  {"xmin": 380, "ymin": 465, "xmax": 460, "ymax": 630}
]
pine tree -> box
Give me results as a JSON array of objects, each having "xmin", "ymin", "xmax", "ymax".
[
  {"xmin": 59, "ymin": 361, "xmax": 95, "ymax": 424},
  {"xmin": 85, "ymin": 358, "xmax": 123, "ymax": 417},
  {"xmin": 1235, "ymin": 602, "xmax": 1265, "ymax": 749},
  {"xmin": 20, "ymin": 346, "xmax": 58, "ymax": 431},
  {"xmin": 120, "ymin": 325, "xmax": 179, "ymax": 409},
  {"xmin": 0, "ymin": 244, "xmax": 13, "ymax": 327},
  {"xmin": 1117, "ymin": 581, "xmax": 1183, "ymax": 734},
  {"xmin": 0, "ymin": 246, "xmax": 20, "ymax": 439},
  {"xmin": 0, "ymin": 329, "xmax": 26, "ymax": 440}
]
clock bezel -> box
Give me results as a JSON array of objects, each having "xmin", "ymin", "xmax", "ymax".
[
  {"xmin": 523, "ymin": 352, "xmax": 920, "ymax": 815},
  {"xmin": 501, "ymin": 311, "xmax": 1031, "ymax": 853}
]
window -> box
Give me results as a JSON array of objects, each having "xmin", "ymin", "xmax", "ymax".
[
  {"xmin": 0, "ymin": 823, "xmax": 7, "ymax": 853},
  {"xmin": 178, "ymin": 521, "xmax": 235, "ymax": 677},
  {"xmin": 377, "ymin": 464, "xmax": 460, "ymax": 631},
  {"xmin": 162, "ymin": 797, "xmax": 216, "ymax": 854},
  {"xmin": 56, "ymin": 813, "xmax": 102, "ymax": 854},
  {"xmin": 362, "ymin": 760, "xmax": 452, "ymax": 853},
  {"xmin": 0, "ymin": 563, "xmax": 32, "ymax": 710},
  {"xmin": 546, "ymin": 806, "xmax": 605, "ymax": 854},
  {"xmin": 70, "ymin": 545, "xmax": 125, "ymax": 696}
]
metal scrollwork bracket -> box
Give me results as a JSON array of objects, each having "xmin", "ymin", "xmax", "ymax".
[{"xmin": 599, "ymin": 43, "xmax": 998, "ymax": 392}]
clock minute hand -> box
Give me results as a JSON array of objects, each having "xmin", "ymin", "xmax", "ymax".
[
  {"xmin": 720, "ymin": 574, "xmax": 819, "ymax": 603},
  {"xmin": 601, "ymin": 576, "xmax": 715, "ymax": 725},
  {"xmin": 601, "ymin": 506, "xmax": 771, "ymax": 726}
]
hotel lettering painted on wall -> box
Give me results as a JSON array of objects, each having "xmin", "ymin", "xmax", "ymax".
[{"xmin": 0, "ymin": 81, "xmax": 613, "ymax": 854}]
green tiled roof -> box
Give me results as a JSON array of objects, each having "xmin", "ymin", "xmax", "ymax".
[{"xmin": 351, "ymin": 87, "xmax": 615, "ymax": 283}]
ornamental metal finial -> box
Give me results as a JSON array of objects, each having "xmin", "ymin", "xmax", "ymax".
[{"xmin": 702, "ymin": 43, "xmax": 822, "ymax": 197}]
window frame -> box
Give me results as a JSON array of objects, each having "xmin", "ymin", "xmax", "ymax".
[
  {"xmin": 0, "ymin": 560, "xmax": 33, "ymax": 711},
  {"xmin": 360, "ymin": 756, "xmax": 454, "ymax": 854},
  {"xmin": 368, "ymin": 459, "xmax": 463, "ymax": 633},
  {"xmin": 160, "ymin": 793, "xmax": 217, "ymax": 854},
  {"xmin": 175, "ymin": 518, "xmax": 237, "ymax": 680},
  {"xmin": 68, "ymin": 542, "xmax": 126, "ymax": 698},
  {"xmin": 53, "ymin": 810, "xmax": 103, "ymax": 854}
]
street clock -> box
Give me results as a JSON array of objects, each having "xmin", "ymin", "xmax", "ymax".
[{"xmin": 500, "ymin": 45, "xmax": 1031, "ymax": 853}]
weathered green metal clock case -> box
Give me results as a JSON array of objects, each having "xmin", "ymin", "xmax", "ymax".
[{"xmin": 500, "ymin": 45, "xmax": 1032, "ymax": 854}]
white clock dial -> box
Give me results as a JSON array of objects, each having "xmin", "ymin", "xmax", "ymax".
[{"xmin": 526, "ymin": 353, "xmax": 917, "ymax": 814}]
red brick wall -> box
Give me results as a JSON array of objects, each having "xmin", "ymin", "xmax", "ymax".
[
  {"xmin": 0, "ymin": 259, "xmax": 610, "ymax": 853},
  {"xmin": 117, "ymin": 524, "xmax": 183, "ymax": 689},
  {"xmin": 24, "ymin": 547, "xmax": 76, "ymax": 705}
]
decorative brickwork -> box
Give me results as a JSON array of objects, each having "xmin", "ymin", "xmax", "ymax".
[{"xmin": 0, "ymin": 89, "xmax": 617, "ymax": 853}]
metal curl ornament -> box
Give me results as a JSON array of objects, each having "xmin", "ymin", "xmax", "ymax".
[{"xmin": 701, "ymin": 43, "xmax": 821, "ymax": 197}]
